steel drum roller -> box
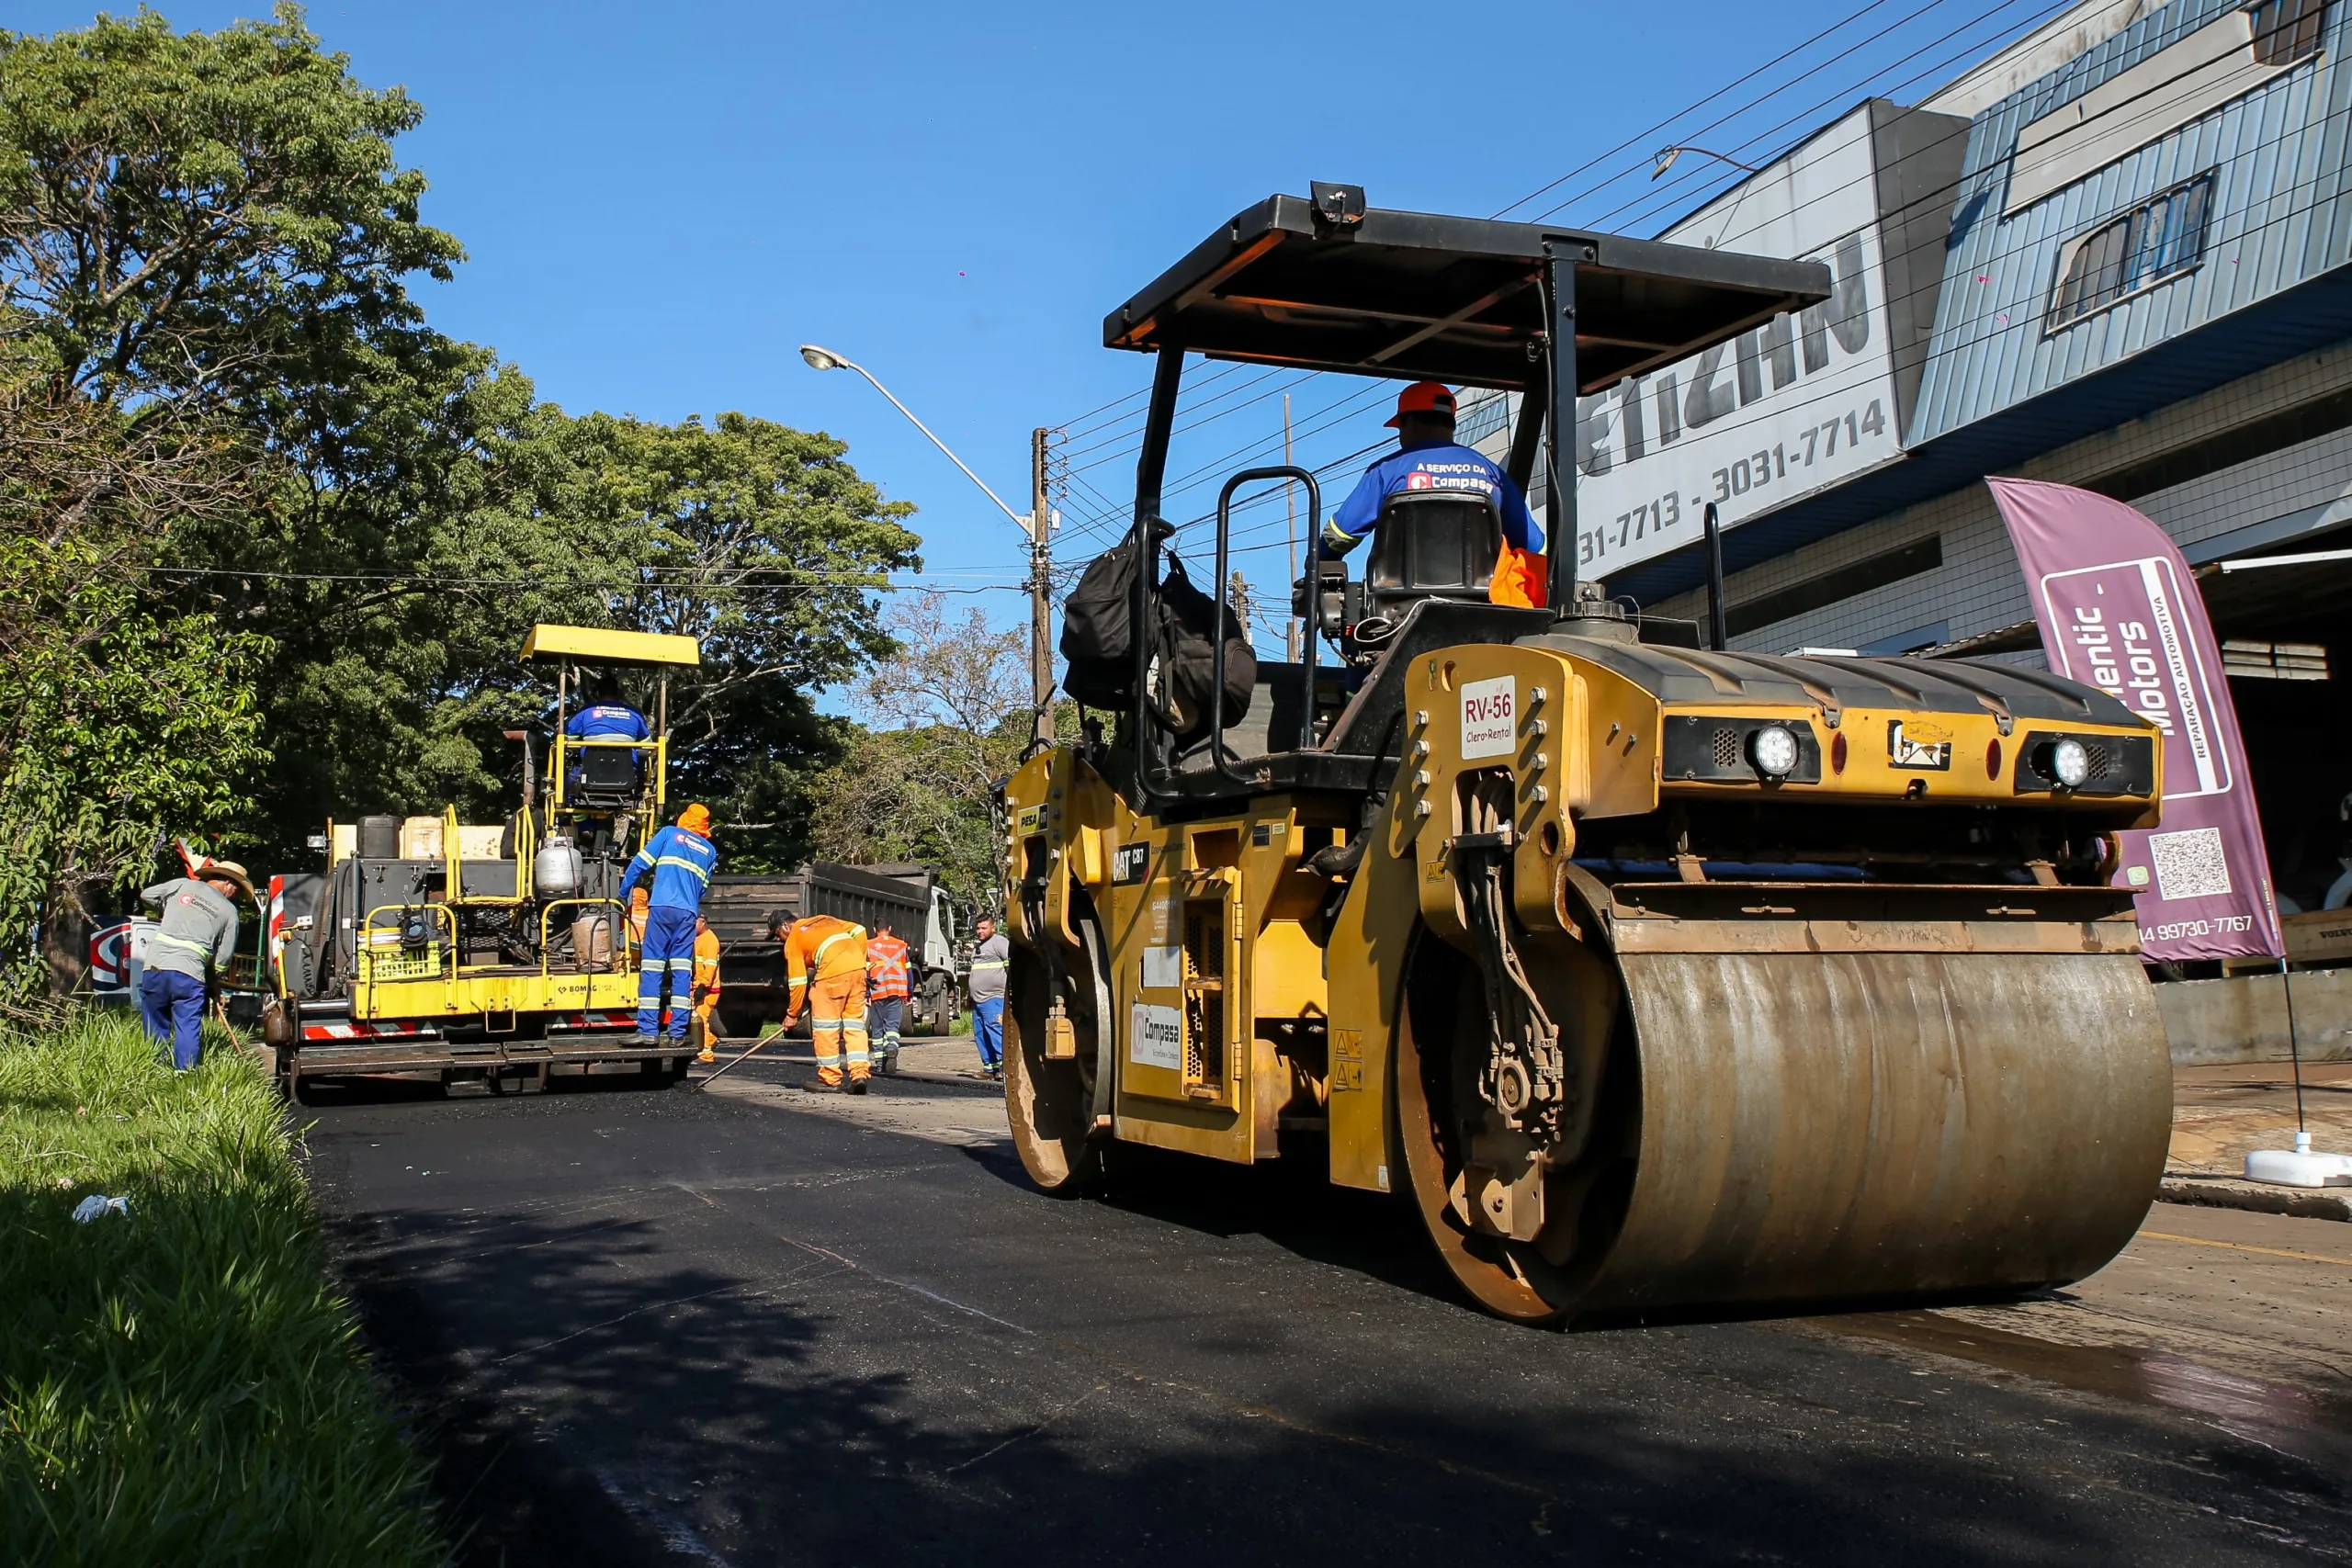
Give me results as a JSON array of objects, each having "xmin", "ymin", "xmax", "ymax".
[{"xmin": 1576, "ymin": 949, "xmax": 2173, "ymax": 1314}]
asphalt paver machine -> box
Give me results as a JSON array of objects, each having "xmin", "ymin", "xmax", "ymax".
[
  {"xmin": 264, "ymin": 624, "xmax": 702, "ymax": 1094},
  {"xmin": 1001, "ymin": 189, "xmax": 2173, "ymax": 1323}
]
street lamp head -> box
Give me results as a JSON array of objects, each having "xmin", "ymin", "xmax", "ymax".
[
  {"xmin": 799, "ymin": 344, "xmax": 847, "ymax": 371},
  {"xmin": 1651, "ymin": 146, "xmax": 1681, "ymax": 181}
]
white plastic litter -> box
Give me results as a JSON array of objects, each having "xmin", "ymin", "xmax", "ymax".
[
  {"xmin": 70, "ymin": 1194, "xmax": 130, "ymax": 1223},
  {"xmin": 2245, "ymin": 1130, "xmax": 2352, "ymax": 1188}
]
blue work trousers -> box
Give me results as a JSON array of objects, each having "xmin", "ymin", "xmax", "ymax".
[
  {"xmin": 140, "ymin": 970, "xmax": 208, "ymax": 1071},
  {"xmin": 637, "ymin": 905, "xmax": 700, "ymax": 1040},
  {"xmin": 971, "ymin": 996, "xmax": 1004, "ymax": 1071}
]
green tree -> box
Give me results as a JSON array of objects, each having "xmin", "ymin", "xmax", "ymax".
[
  {"xmin": 0, "ymin": 4, "xmax": 461, "ymax": 407},
  {"xmin": 403, "ymin": 407, "xmax": 922, "ymax": 869},
  {"xmin": 809, "ymin": 592, "xmax": 1026, "ymax": 915},
  {"xmin": 0, "ymin": 5, "xmax": 919, "ymax": 962},
  {"xmin": 0, "ymin": 1, "xmax": 481, "ymax": 897},
  {"xmin": 0, "ymin": 341, "xmax": 267, "ymax": 998}
]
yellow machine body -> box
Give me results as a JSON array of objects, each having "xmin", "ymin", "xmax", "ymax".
[
  {"xmin": 267, "ymin": 624, "xmax": 699, "ymax": 1091},
  {"xmin": 1000, "ymin": 630, "xmax": 2173, "ymax": 1323}
]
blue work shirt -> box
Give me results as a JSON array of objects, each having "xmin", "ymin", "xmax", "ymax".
[
  {"xmin": 1323, "ymin": 441, "xmax": 1543, "ymax": 556},
  {"xmin": 567, "ymin": 703, "xmax": 650, "ymax": 741},
  {"xmin": 620, "ymin": 824, "xmax": 718, "ymax": 912}
]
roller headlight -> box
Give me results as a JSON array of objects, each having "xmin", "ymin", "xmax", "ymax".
[
  {"xmin": 2044, "ymin": 737, "xmax": 2090, "ymax": 789},
  {"xmin": 1748, "ymin": 724, "xmax": 1800, "ymax": 780}
]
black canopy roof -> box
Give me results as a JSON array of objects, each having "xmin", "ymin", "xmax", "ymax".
[{"xmin": 1104, "ymin": 194, "xmax": 1832, "ymax": 394}]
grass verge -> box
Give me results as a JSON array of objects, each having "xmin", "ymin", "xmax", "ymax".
[{"xmin": 0, "ymin": 1010, "xmax": 446, "ymax": 1566}]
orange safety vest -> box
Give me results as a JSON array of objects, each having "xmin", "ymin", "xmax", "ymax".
[
  {"xmin": 1489, "ymin": 545, "xmax": 1548, "ymax": 609},
  {"xmin": 865, "ymin": 934, "xmax": 911, "ymax": 999},
  {"xmin": 692, "ymin": 926, "xmax": 721, "ymax": 998},
  {"xmin": 783, "ymin": 915, "xmax": 868, "ymax": 993}
]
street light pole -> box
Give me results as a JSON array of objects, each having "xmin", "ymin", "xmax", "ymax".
[{"xmin": 798, "ymin": 344, "xmax": 1056, "ymax": 744}]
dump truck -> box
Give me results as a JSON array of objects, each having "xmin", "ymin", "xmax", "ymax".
[
  {"xmin": 261, "ymin": 625, "xmax": 704, "ymax": 1095},
  {"xmin": 999, "ymin": 188, "xmax": 2172, "ymax": 1324},
  {"xmin": 703, "ymin": 862, "xmax": 962, "ymax": 1039}
]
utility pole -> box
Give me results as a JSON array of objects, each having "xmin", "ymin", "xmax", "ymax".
[{"xmin": 1030, "ymin": 427, "xmax": 1056, "ymax": 748}]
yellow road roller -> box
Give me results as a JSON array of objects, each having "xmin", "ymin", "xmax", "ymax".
[{"xmin": 999, "ymin": 189, "xmax": 2172, "ymax": 1324}]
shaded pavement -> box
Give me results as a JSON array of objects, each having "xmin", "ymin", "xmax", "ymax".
[{"xmin": 300, "ymin": 1076, "xmax": 2352, "ymax": 1567}]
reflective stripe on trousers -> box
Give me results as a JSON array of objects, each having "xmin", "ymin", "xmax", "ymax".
[
  {"xmin": 637, "ymin": 905, "xmax": 699, "ymax": 1040},
  {"xmin": 808, "ymin": 972, "xmax": 869, "ymax": 1085}
]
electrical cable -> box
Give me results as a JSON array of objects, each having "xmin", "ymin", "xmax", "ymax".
[{"xmin": 1046, "ymin": 0, "xmax": 2075, "ymax": 519}]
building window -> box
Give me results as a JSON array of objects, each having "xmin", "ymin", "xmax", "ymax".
[
  {"xmin": 2047, "ymin": 172, "xmax": 2215, "ymax": 329},
  {"xmin": 2249, "ymin": 0, "xmax": 2326, "ymax": 67}
]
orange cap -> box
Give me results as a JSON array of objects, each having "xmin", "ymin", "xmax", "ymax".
[
  {"xmin": 1385, "ymin": 381, "xmax": 1457, "ymax": 429},
  {"xmin": 677, "ymin": 803, "xmax": 712, "ymax": 837}
]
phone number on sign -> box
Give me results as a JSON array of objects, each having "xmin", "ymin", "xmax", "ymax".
[
  {"xmin": 2143, "ymin": 915, "xmax": 2259, "ymax": 943},
  {"xmin": 1577, "ymin": 398, "xmax": 1890, "ymax": 568}
]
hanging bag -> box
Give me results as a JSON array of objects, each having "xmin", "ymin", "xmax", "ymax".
[
  {"xmin": 1147, "ymin": 555, "xmax": 1256, "ymax": 740},
  {"xmin": 1058, "ymin": 522, "xmax": 1173, "ymax": 708}
]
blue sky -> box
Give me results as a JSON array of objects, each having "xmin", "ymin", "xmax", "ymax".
[{"xmin": 21, "ymin": 0, "xmax": 2066, "ymax": 646}]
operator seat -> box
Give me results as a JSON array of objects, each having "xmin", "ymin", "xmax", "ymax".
[
  {"xmin": 1363, "ymin": 489, "xmax": 1503, "ymax": 620},
  {"xmin": 567, "ymin": 742, "xmax": 644, "ymax": 808}
]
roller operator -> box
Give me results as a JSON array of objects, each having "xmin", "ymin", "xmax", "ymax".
[
  {"xmin": 1321, "ymin": 380, "xmax": 1547, "ymax": 606},
  {"xmin": 566, "ymin": 676, "xmax": 650, "ymax": 743}
]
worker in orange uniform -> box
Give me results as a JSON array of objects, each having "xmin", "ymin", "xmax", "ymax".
[
  {"xmin": 689, "ymin": 912, "xmax": 722, "ymax": 1064},
  {"xmin": 780, "ymin": 910, "xmax": 872, "ymax": 1092},
  {"xmin": 865, "ymin": 918, "xmax": 911, "ymax": 1078}
]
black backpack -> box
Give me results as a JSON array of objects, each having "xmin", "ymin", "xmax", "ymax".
[
  {"xmin": 1147, "ymin": 555, "xmax": 1255, "ymax": 739},
  {"xmin": 1058, "ymin": 524, "xmax": 1169, "ymax": 709}
]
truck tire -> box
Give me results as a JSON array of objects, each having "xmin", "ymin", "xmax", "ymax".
[{"xmin": 712, "ymin": 1001, "xmax": 772, "ymax": 1046}]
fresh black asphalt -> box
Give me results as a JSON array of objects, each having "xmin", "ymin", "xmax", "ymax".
[{"xmin": 301, "ymin": 1077, "xmax": 2352, "ymax": 1567}]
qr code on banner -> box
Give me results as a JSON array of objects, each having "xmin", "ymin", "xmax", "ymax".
[{"xmin": 2148, "ymin": 827, "xmax": 2233, "ymax": 901}]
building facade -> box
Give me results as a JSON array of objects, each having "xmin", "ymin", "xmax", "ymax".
[{"xmin": 1517, "ymin": 0, "xmax": 2352, "ymax": 946}]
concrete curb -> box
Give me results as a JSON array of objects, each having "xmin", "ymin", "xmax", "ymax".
[{"xmin": 2159, "ymin": 1178, "xmax": 2352, "ymax": 1222}]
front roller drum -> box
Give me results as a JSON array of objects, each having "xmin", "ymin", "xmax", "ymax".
[{"xmin": 1398, "ymin": 940, "xmax": 2173, "ymax": 1324}]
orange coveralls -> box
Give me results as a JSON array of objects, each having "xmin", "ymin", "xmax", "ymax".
[
  {"xmin": 690, "ymin": 925, "xmax": 722, "ymax": 1057},
  {"xmin": 784, "ymin": 915, "xmax": 870, "ymax": 1086}
]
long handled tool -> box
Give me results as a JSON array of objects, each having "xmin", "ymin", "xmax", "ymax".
[{"xmin": 690, "ymin": 1032, "xmax": 784, "ymax": 1090}]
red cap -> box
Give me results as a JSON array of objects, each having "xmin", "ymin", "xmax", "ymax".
[{"xmin": 1385, "ymin": 381, "xmax": 1457, "ymax": 428}]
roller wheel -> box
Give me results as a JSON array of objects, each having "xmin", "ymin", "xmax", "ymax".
[
  {"xmin": 1395, "ymin": 921, "xmax": 1644, "ymax": 1325},
  {"xmin": 1396, "ymin": 934, "xmax": 1575, "ymax": 1324},
  {"xmin": 1003, "ymin": 911, "xmax": 1111, "ymax": 1196}
]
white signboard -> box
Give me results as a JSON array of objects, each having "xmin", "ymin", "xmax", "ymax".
[
  {"xmin": 1130, "ymin": 1001, "xmax": 1183, "ymax": 1071},
  {"xmin": 1459, "ymin": 676, "xmax": 1517, "ymax": 759},
  {"xmin": 1141, "ymin": 944, "xmax": 1184, "ymax": 988},
  {"xmin": 1575, "ymin": 105, "xmax": 1905, "ymax": 578}
]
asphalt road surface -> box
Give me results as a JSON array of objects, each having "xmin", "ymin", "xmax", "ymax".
[{"xmin": 302, "ymin": 1065, "xmax": 2352, "ymax": 1568}]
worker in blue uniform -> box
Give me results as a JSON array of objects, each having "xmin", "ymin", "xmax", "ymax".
[
  {"xmin": 563, "ymin": 677, "xmax": 651, "ymax": 802},
  {"xmin": 566, "ymin": 676, "xmax": 650, "ymax": 742},
  {"xmin": 617, "ymin": 803, "xmax": 718, "ymax": 1048},
  {"xmin": 1321, "ymin": 381, "xmax": 1547, "ymax": 605}
]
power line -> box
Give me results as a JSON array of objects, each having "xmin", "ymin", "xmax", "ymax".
[
  {"xmin": 134, "ymin": 564, "xmax": 1022, "ymax": 593},
  {"xmin": 1044, "ymin": 0, "xmax": 2074, "ymax": 543},
  {"xmin": 1066, "ymin": 0, "xmax": 2297, "ymax": 570}
]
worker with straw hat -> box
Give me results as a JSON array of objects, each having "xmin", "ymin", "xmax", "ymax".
[{"xmin": 137, "ymin": 858, "xmax": 251, "ymax": 1071}]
